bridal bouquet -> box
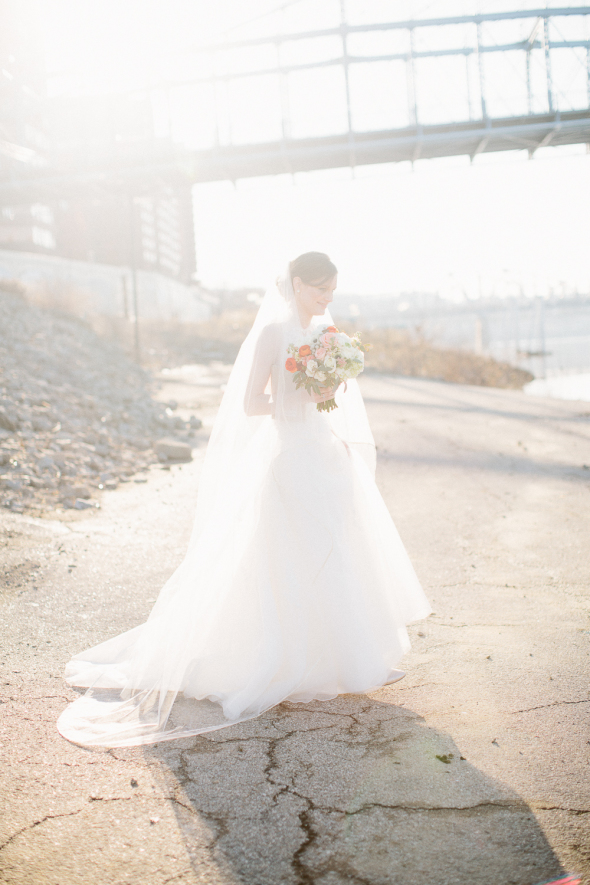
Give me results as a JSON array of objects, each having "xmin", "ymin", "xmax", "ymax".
[{"xmin": 285, "ymin": 325, "xmax": 367, "ymax": 412}]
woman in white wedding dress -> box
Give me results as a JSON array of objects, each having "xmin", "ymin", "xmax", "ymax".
[{"xmin": 57, "ymin": 252, "xmax": 431, "ymax": 747}]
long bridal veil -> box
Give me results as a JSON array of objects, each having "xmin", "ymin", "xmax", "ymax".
[{"xmin": 57, "ymin": 268, "xmax": 395, "ymax": 747}]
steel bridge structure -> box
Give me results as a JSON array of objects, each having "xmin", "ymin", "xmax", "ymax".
[
  {"xmin": 1, "ymin": 3, "xmax": 590, "ymax": 286},
  {"xmin": 2, "ymin": 3, "xmax": 589, "ymax": 199},
  {"xmin": 166, "ymin": 4, "xmax": 590, "ymax": 181}
]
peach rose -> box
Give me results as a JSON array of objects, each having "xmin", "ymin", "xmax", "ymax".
[{"xmin": 315, "ymin": 346, "xmax": 327, "ymax": 359}]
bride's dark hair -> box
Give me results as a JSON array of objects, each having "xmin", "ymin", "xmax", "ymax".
[{"xmin": 289, "ymin": 252, "xmax": 337, "ymax": 286}]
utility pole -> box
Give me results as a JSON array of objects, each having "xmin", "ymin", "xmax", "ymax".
[{"xmin": 128, "ymin": 193, "xmax": 141, "ymax": 365}]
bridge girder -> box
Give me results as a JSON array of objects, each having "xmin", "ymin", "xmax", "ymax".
[
  {"xmin": 1, "ymin": 110, "xmax": 588, "ymax": 198},
  {"xmin": 184, "ymin": 112, "xmax": 590, "ymax": 182},
  {"xmin": 1, "ymin": 5, "xmax": 590, "ymax": 197}
]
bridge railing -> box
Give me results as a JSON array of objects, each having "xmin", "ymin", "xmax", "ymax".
[{"xmin": 167, "ymin": 5, "xmax": 590, "ymax": 143}]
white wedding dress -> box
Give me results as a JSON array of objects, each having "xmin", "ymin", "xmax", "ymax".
[{"xmin": 57, "ymin": 273, "xmax": 431, "ymax": 747}]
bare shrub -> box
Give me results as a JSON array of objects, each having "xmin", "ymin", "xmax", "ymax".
[
  {"xmin": 123, "ymin": 313, "xmax": 534, "ymax": 390},
  {"xmin": 0, "ymin": 279, "xmax": 27, "ymax": 299},
  {"xmin": 342, "ymin": 325, "xmax": 533, "ymax": 389},
  {"xmin": 115, "ymin": 309, "xmax": 258, "ymax": 368},
  {"xmin": 24, "ymin": 277, "xmax": 93, "ymax": 316}
]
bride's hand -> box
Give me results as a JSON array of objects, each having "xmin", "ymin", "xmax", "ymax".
[{"xmin": 309, "ymin": 384, "xmax": 339, "ymax": 404}]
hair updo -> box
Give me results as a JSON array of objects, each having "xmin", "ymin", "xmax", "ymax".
[{"xmin": 289, "ymin": 252, "xmax": 337, "ymax": 286}]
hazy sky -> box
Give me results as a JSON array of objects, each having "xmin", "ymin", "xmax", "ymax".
[{"xmin": 193, "ymin": 145, "xmax": 590, "ymax": 298}]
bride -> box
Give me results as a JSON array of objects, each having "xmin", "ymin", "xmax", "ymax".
[{"xmin": 58, "ymin": 252, "xmax": 431, "ymax": 747}]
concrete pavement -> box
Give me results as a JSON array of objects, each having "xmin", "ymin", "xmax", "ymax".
[{"xmin": 0, "ymin": 372, "xmax": 588, "ymax": 884}]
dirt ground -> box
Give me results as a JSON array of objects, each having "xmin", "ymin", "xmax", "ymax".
[{"xmin": 0, "ymin": 369, "xmax": 589, "ymax": 885}]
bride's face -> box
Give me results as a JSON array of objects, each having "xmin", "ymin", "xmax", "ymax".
[{"xmin": 293, "ymin": 275, "xmax": 337, "ymax": 316}]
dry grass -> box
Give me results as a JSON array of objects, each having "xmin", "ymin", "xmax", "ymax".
[
  {"xmin": 101, "ymin": 310, "xmax": 259, "ymax": 368},
  {"xmin": 6, "ymin": 279, "xmax": 533, "ymax": 390},
  {"xmin": 1, "ymin": 276, "xmax": 94, "ymax": 315},
  {"xmin": 130, "ymin": 314, "xmax": 533, "ymax": 390},
  {"xmin": 347, "ymin": 325, "xmax": 533, "ymax": 389}
]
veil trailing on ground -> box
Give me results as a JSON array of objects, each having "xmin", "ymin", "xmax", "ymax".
[{"xmin": 57, "ymin": 267, "xmax": 381, "ymax": 747}]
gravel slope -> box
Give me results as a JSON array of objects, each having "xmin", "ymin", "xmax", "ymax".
[{"xmin": 0, "ymin": 291, "xmax": 199, "ymax": 514}]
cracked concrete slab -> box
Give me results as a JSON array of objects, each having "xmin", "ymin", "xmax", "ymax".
[{"xmin": 1, "ymin": 375, "xmax": 589, "ymax": 884}]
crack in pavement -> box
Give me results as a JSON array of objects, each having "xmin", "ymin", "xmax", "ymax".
[
  {"xmin": 161, "ymin": 873, "xmax": 192, "ymax": 885},
  {"xmin": 512, "ymin": 698, "xmax": 590, "ymax": 714},
  {"xmin": 0, "ymin": 694, "xmax": 73, "ymax": 702},
  {"xmin": 257, "ymin": 726, "xmax": 343, "ymax": 884},
  {"xmin": 532, "ymin": 805, "xmax": 590, "ymax": 816},
  {"xmin": 172, "ymin": 748, "xmax": 230, "ymax": 854},
  {"xmin": 395, "ymin": 682, "xmax": 441, "ymax": 691},
  {"xmin": 291, "ymin": 804, "xmax": 373, "ymax": 885},
  {"xmin": 0, "ymin": 794, "xmax": 207, "ymax": 858},
  {"xmin": 345, "ymin": 800, "xmax": 528, "ymax": 818},
  {"xmin": 0, "ymin": 809, "xmax": 84, "ymax": 852},
  {"xmin": 247, "ymin": 712, "xmax": 421, "ymax": 883}
]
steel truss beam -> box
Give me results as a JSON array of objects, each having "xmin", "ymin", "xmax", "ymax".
[
  {"xmin": 184, "ymin": 6, "xmax": 590, "ymax": 53},
  {"xmin": 140, "ymin": 39, "xmax": 589, "ymax": 90},
  {"xmin": 1, "ymin": 111, "xmax": 588, "ymax": 195},
  {"xmin": 183, "ymin": 110, "xmax": 590, "ymax": 181},
  {"xmin": 4, "ymin": 6, "xmax": 590, "ymax": 197}
]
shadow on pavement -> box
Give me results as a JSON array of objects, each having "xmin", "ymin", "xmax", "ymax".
[{"xmin": 145, "ymin": 695, "xmax": 563, "ymax": 885}]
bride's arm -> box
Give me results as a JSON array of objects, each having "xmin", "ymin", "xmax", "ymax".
[
  {"xmin": 244, "ymin": 325, "xmax": 277, "ymax": 416},
  {"xmin": 245, "ymin": 325, "xmax": 333, "ymax": 416}
]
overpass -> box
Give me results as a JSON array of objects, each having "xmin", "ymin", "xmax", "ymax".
[{"xmin": 1, "ymin": 4, "xmax": 590, "ymax": 199}]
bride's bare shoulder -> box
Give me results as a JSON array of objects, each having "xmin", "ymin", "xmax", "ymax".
[
  {"xmin": 260, "ymin": 321, "xmax": 285, "ymax": 335},
  {"xmin": 256, "ymin": 322, "xmax": 284, "ymax": 348}
]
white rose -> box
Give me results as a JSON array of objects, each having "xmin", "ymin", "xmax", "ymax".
[
  {"xmin": 305, "ymin": 360, "xmax": 318, "ymax": 376},
  {"xmin": 323, "ymin": 355, "xmax": 336, "ymax": 371},
  {"xmin": 316, "ymin": 371, "xmax": 327, "ymax": 382}
]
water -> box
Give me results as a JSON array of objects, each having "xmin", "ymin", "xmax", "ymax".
[
  {"xmin": 334, "ymin": 295, "xmax": 590, "ymax": 402},
  {"xmin": 524, "ymin": 373, "xmax": 590, "ymax": 403}
]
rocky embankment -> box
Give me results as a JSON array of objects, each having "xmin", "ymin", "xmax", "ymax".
[{"xmin": 0, "ymin": 290, "xmax": 200, "ymax": 515}]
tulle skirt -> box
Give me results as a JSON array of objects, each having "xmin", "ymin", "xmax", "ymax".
[{"xmin": 57, "ymin": 410, "xmax": 431, "ymax": 746}]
